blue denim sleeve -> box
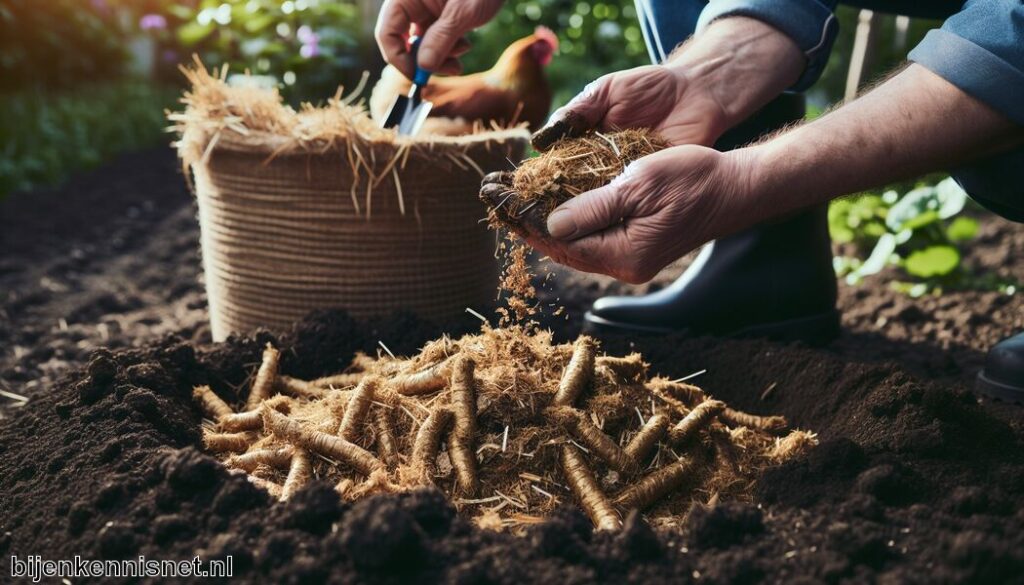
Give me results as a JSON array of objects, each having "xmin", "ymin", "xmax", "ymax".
[
  {"xmin": 907, "ymin": 0, "xmax": 1024, "ymax": 126},
  {"xmin": 695, "ymin": 0, "xmax": 840, "ymax": 92}
]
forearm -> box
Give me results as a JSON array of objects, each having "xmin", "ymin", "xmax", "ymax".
[
  {"xmin": 737, "ymin": 64, "xmax": 1024, "ymax": 220},
  {"xmin": 665, "ymin": 16, "xmax": 804, "ymax": 133}
]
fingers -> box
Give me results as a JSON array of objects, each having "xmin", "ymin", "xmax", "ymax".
[
  {"xmin": 545, "ymin": 183, "xmax": 631, "ymax": 241},
  {"xmin": 531, "ymin": 77, "xmax": 611, "ymax": 151},
  {"xmin": 418, "ymin": 11, "xmax": 467, "ymax": 72},
  {"xmin": 479, "ymin": 173, "xmax": 552, "ymax": 243},
  {"xmin": 374, "ymin": 0, "xmax": 417, "ymax": 79}
]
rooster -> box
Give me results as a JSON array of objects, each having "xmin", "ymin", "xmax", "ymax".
[{"xmin": 370, "ymin": 27, "xmax": 558, "ymax": 134}]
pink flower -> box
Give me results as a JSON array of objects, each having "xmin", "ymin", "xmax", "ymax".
[
  {"xmin": 297, "ymin": 25, "xmax": 320, "ymax": 58},
  {"xmin": 139, "ymin": 13, "xmax": 167, "ymax": 31}
]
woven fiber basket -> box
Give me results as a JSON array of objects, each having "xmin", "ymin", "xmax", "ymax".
[{"xmin": 191, "ymin": 131, "xmax": 527, "ymax": 341}]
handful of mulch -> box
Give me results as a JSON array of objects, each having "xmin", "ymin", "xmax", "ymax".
[
  {"xmin": 480, "ymin": 128, "xmax": 668, "ymax": 242},
  {"xmin": 195, "ymin": 327, "xmax": 815, "ymax": 531}
]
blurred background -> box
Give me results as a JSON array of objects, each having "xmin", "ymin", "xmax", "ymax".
[{"xmin": 0, "ymin": 0, "xmax": 941, "ymax": 198}]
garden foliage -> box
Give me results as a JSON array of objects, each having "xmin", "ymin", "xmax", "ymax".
[{"xmin": 830, "ymin": 178, "xmax": 1014, "ymax": 295}]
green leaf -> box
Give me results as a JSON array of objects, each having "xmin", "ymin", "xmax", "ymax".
[
  {"xmin": 904, "ymin": 245, "xmax": 960, "ymax": 278},
  {"xmin": 946, "ymin": 216, "xmax": 979, "ymax": 242},
  {"xmin": 886, "ymin": 186, "xmax": 939, "ymax": 232},
  {"xmin": 178, "ymin": 21, "xmax": 216, "ymax": 45},
  {"xmin": 900, "ymin": 209, "xmax": 940, "ymax": 232},
  {"xmin": 935, "ymin": 177, "xmax": 968, "ymax": 219}
]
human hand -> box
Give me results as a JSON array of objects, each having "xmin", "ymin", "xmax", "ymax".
[
  {"xmin": 375, "ymin": 0, "xmax": 503, "ymax": 79},
  {"xmin": 483, "ymin": 145, "xmax": 759, "ymax": 284},
  {"xmin": 531, "ymin": 65, "xmax": 730, "ymax": 152}
]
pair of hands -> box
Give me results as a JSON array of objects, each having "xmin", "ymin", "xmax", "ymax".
[{"xmin": 375, "ymin": 0, "xmax": 758, "ymax": 283}]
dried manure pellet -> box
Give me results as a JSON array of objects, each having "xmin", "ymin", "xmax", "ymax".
[
  {"xmin": 249, "ymin": 476, "xmax": 284, "ymax": 499},
  {"xmin": 281, "ymin": 449, "xmax": 312, "ymax": 500},
  {"xmin": 193, "ymin": 385, "xmax": 234, "ymax": 421},
  {"xmin": 246, "ymin": 343, "xmax": 280, "ymax": 411},
  {"xmin": 447, "ymin": 438, "xmax": 480, "ymax": 496},
  {"xmin": 275, "ymin": 376, "xmax": 327, "ymax": 400},
  {"xmin": 623, "ymin": 413, "xmax": 670, "ymax": 465},
  {"xmin": 450, "ymin": 355, "xmax": 477, "ymax": 442},
  {"xmin": 595, "ymin": 354, "xmax": 647, "ymax": 383},
  {"xmin": 411, "ymin": 407, "xmax": 453, "ymax": 477},
  {"xmin": 219, "ymin": 410, "xmax": 263, "ymax": 432},
  {"xmin": 560, "ymin": 444, "xmax": 621, "ymax": 531},
  {"xmin": 553, "ymin": 336, "xmax": 597, "ymax": 406},
  {"xmin": 227, "ymin": 447, "xmax": 294, "ymax": 472},
  {"xmin": 670, "ymin": 400, "xmax": 725, "ymax": 445},
  {"xmin": 203, "ymin": 431, "xmax": 253, "ymax": 453},
  {"xmin": 647, "ymin": 378, "xmax": 706, "ymax": 408},
  {"xmin": 262, "ymin": 408, "xmax": 383, "ymax": 476},
  {"xmin": 719, "ymin": 408, "xmax": 789, "ymax": 435},
  {"xmin": 548, "ymin": 406, "xmax": 638, "ymax": 475},
  {"xmin": 373, "ymin": 408, "xmax": 398, "ymax": 466},
  {"xmin": 338, "ymin": 376, "xmax": 381, "ymax": 442},
  {"xmin": 615, "ymin": 456, "xmax": 701, "ymax": 511},
  {"xmin": 311, "ymin": 372, "xmax": 365, "ymax": 389},
  {"xmin": 390, "ymin": 360, "xmax": 450, "ymax": 396}
]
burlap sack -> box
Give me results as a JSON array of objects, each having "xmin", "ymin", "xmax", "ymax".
[{"xmin": 191, "ymin": 131, "xmax": 527, "ymax": 341}]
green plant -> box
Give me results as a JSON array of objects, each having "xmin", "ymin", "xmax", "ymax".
[
  {"xmin": 167, "ymin": 0, "xmax": 365, "ymax": 103},
  {"xmin": 0, "ymin": 81, "xmax": 178, "ymax": 197},
  {"xmin": 830, "ymin": 178, "xmax": 1015, "ymax": 296}
]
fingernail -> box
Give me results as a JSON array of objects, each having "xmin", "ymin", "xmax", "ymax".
[{"xmin": 547, "ymin": 209, "xmax": 576, "ymax": 239}]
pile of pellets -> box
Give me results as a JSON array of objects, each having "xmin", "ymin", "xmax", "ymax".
[{"xmin": 196, "ymin": 327, "xmax": 816, "ymax": 530}]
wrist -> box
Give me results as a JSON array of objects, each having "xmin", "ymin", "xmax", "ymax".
[{"xmin": 664, "ymin": 16, "xmax": 804, "ymax": 131}]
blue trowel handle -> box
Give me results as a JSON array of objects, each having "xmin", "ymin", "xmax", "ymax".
[{"xmin": 408, "ymin": 36, "xmax": 432, "ymax": 87}]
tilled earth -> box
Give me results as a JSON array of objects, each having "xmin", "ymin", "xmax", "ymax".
[{"xmin": 1, "ymin": 147, "xmax": 1023, "ymax": 584}]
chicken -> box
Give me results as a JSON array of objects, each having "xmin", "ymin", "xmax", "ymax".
[{"xmin": 370, "ymin": 27, "xmax": 557, "ymax": 134}]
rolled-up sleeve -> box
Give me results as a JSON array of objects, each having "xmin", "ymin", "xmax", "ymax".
[
  {"xmin": 695, "ymin": 0, "xmax": 840, "ymax": 91},
  {"xmin": 908, "ymin": 0, "xmax": 1024, "ymax": 126}
]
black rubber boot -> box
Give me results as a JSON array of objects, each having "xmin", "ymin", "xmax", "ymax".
[
  {"xmin": 583, "ymin": 93, "xmax": 840, "ymax": 344},
  {"xmin": 976, "ymin": 332, "xmax": 1024, "ymax": 404}
]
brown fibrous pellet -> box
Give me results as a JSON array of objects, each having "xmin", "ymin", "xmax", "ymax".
[
  {"xmin": 719, "ymin": 408, "xmax": 789, "ymax": 435},
  {"xmin": 670, "ymin": 400, "xmax": 725, "ymax": 445},
  {"xmin": 203, "ymin": 431, "xmax": 254, "ymax": 453},
  {"xmin": 193, "ymin": 385, "xmax": 234, "ymax": 421},
  {"xmin": 450, "ymin": 355, "xmax": 477, "ymax": 442},
  {"xmin": 560, "ymin": 444, "xmax": 621, "ymax": 531},
  {"xmin": 246, "ymin": 343, "xmax": 280, "ymax": 411},
  {"xmin": 219, "ymin": 410, "xmax": 263, "ymax": 432},
  {"xmin": 548, "ymin": 406, "xmax": 638, "ymax": 475},
  {"xmin": 623, "ymin": 413, "xmax": 670, "ymax": 466},
  {"xmin": 338, "ymin": 375, "xmax": 381, "ymax": 442},
  {"xmin": 311, "ymin": 372, "xmax": 365, "ymax": 390},
  {"xmin": 595, "ymin": 354, "xmax": 647, "ymax": 384},
  {"xmin": 249, "ymin": 475, "xmax": 284, "ymax": 498},
  {"xmin": 411, "ymin": 407, "xmax": 453, "ymax": 480},
  {"xmin": 553, "ymin": 336, "xmax": 597, "ymax": 406},
  {"xmin": 262, "ymin": 408, "xmax": 383, "ymax": 476},
  {"xmin": 226, "ymin": 447, "xmax": 294, "ymax": 472},
  {"xmin": 389, "ymin": 360, "xmax": 450, "ymax": 396},
  {"xmin": 281, "ymin": 448, "xmax": 313, "ymax": 500},
  {"xmin": 447, "ymin": 437, "xmax": 480, "ymax": 497},
  {"xmin": 614, "ymin": 455, "xmax": 701, "ymax": 511},
  {"xmin": 647, "ymin": 378, "xmax": 707, "ymax": 410},
  {"xmin": 275, "ymin": 376, "xmax": 327, "ymax": 400},
  {"xmin": 373, "ymin": 407, "xmax": 399, "ymax": 467}
]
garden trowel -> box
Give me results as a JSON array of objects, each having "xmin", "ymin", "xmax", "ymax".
[{"xmin": 382, "ymin": 37, "xmax": 433, "ymax": 136}]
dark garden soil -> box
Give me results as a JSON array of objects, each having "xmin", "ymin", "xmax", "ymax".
[{"xmin": 1, "ymin": 147, "xmax": 1023, "ymax": 583}]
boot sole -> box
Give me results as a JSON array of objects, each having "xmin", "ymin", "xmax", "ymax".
[
  {"xmin": 975, "ymin": 370, "xmax": 1024, "ymax": 405},
  {"xmin": 583, "ymin": 310, "xmax": 841, "ymax": 346}
]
